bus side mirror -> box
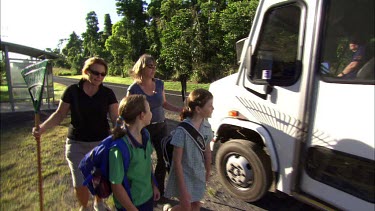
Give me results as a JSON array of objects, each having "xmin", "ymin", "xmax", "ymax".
[{"xmin": 236, "ymin": 38, "xmax": 248, "ymax": 64}]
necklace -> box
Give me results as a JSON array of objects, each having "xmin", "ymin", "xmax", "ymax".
[{"xmin": 140, "ymin": 80, "xmax": 156, "ymax": 95}]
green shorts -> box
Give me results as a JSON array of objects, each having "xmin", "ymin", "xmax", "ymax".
[{"xmin": 65, "ymin": 138, "xmax": 101, "ymax": 187}]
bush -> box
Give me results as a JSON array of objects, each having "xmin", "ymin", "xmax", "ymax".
[
  {"xmin": 53, "ymin": 67, "xmax": 75, "ymax": 76},
  {"xmin": 192, "ymin": 62, "xmax": 228, "ymax": 83}
]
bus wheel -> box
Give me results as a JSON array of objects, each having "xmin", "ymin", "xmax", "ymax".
[{"xmin": 215, "ymin": 139, "xmax": 272, "ymax": 202}]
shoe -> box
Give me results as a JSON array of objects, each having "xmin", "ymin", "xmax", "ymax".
[
  {"xmin": 93, "ymin": 201, "xmax": 111, "ymax": 211},
  {"xmin": 79, "ymin": 206, "xmax": 91, "ymax": 211},
  {"xmin": 163, "ymin": 203, "xmax": 172, "ymax": 211}
]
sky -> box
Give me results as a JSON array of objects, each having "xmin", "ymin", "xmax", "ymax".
[{"xmin": 1, "ymin": 0, "xmax": 123, "ymax": 51}]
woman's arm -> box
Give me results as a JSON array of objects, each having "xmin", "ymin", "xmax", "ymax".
[
  {"xmin": 162, "ymin": 90, "xmax": 182, "ymax": 113},
  {"xmin": 111, "ymin": 184, "xmax": 138, "ymax": 211},
  {"xmin": 32, "ymin": 100, "xmax": 70, "ymax": 138},
  {"xmin": 109, "ymin": 103, "xmax": 119, "ymax": 128}
]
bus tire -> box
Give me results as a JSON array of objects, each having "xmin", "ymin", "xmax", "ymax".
[{"xmin": 215, "ymin": 139, "xmax": 272, "ymax": 202}]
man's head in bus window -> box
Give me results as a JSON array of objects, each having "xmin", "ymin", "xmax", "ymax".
[{"xmin": 349, "ymin": 38, "xmax": 362, "ymax": 53}]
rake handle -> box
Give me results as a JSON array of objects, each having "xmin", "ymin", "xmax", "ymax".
[{"xmin": 35, "ymin": 113, "xmax": 44, "ymax": 211}]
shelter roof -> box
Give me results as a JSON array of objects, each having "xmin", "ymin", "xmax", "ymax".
[{"xmin": 1, "ymin": 41, "xmax": 59, "ymax": 59}]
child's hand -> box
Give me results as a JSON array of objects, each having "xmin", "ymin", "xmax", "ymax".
[{"xmin": 153, "ymin": 184, "xmax": 160, "ymax": 201}]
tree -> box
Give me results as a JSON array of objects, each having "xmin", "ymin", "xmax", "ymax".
[
  {"xmin": 189, "ymin": 0, "xmax": 223, "ymax": 82},
  {"xmin": 103, "ymin": 14, "xmax": 113, "ymax": 38},
  {"xmin": 62, "ymin": 32, "xmax": 84, "ymax": 73},
  {"xmin": 82, "ymin": 11, "xmax": 101, "ymax": 58},
  {"xmin": 161, "ymin": 8, "xmax": 194, "ymax": 80},
  {"xmin": 219, "ymin": 0, "xmax": 258, "ymax": 73},
  {"xmin": 105, "ymin": 20, "xmax": 131, "ymax": 77},
  {"xmin": 99, "ymin": 14, "xmax": 113, "ymax": 64},
  {"xmin": 57, "ymin": 0, "xmax": 260, "ymax": 81},
  {"xmin": 146, "ymin": 0, "xmax": 162, "ymax": 60},
  {"xmin": 116, "ymin": 0, "xmax": 149, "ymax": 61}
]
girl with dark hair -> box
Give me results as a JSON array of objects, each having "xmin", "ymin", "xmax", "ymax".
[{"xmin": 163, "ymin": 89, "xmax": 214, "ymax": 211}]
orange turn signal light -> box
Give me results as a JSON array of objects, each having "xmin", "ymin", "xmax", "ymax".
[{"xmin": 228, "ymin": 110, "xmax": 239, "ymax": 117}]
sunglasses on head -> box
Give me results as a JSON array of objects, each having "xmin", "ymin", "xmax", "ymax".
[{"xmin": 89, "ymin": 69, "xmax": 106, "ymax": 77}]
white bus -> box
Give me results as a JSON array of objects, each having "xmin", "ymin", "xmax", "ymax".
[{"xmin": 208, "ymin": 0, "xmax": 374, "ymax": 210}]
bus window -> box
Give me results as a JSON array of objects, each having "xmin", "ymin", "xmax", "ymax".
[
  {"xmin": 319, "ymin": 0, "xmax": 374, "ymax": 83},
  {"xmin": 250, "ymin": 4, "xmax": 302, "ymax": 86}
]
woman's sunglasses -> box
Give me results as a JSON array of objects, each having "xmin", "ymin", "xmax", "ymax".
[
  {"xmin": 89, "ymin": 69, "xmax": 106, "ymax": 77},
  {"xmin": 146, "ymin": 64, "xmax": 157, "ymax": 69}
]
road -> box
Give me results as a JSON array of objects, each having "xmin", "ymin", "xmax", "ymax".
[{"xmin": 53, "ymin": 76, "xmax": 320, "ymax": 211}]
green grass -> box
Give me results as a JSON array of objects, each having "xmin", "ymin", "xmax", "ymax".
[
  {"xmin": 53, "ymin": 83, "xmax": 66, "ymax": 100},
  {"xmin": 0, "ymin": 118, "xmax": 90, "ymax": 210},
  {"xmin": 0, "ymin": 117, "xmax": 116, "ymax": 210}
]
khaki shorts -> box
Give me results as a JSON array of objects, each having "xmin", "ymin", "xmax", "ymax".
[{"xmin": 65, "ymin": 138, "xmax": 101, "ymax": 187}]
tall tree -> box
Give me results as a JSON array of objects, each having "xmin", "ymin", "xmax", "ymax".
[
  {"xmin": 99, "ymin": 14, "xmax": 113, "ymax": 64},
  {"xmin": 105, "ymin": 19, "xmax": 132, "ymax": 77},
  {"xmin": 116, "ymin": 0, "xmax": 149, "ymax": 61},
  {"xmin": 82, "ymin": 11, "xmax": 101, "ymax": 58},
  {"xmin": 146, "ymin": 0, "xmax": 162, "ymax": 60},
  {"xmin": 103, "ymin": 14, "xmax": 113, "ymax": 38},
  {"xmin": 192, "ymin": 0, "xmax": 227, "ymax": 81},
  {"xmin": 219, "ymin": 0, "xmax": 258, "ymax": 72},
  {"xmin": 62, "ymin": 32, "xmax": 84, "ymax": 73},
  {"xmin": 161, "ymin": 8, "xmax": 194, "ymax": 80}
]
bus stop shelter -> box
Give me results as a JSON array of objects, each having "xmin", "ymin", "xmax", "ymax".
[{"xmin": 1, "ymin": 41, "xmax": 59, "ymax": 113}]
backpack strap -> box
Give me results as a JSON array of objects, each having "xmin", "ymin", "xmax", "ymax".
[
  {"xmin": 111, "ymin": 137, "xmax": 132, "ymax": 201},
  {"xmin": 178, "ymin": 121, "xmax": 206, "ymax": 160}
]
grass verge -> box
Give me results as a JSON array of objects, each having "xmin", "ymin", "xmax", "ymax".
[{"xmin": 0, "ymin": 117, "xmax": 115, "ymax": 210}]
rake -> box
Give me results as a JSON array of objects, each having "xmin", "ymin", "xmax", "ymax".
[{"xmin": 21, "ymin": 59, "xmax": 50, "ymax": 211}]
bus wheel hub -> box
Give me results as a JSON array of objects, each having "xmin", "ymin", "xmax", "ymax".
[{"xmin": 226, "ymin": 155, "xmax": 253, "ymax": 187}]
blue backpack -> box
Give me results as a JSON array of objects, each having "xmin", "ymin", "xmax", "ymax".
[{"xmin": 78, "ymin": 135, "xmax": 132, "ymax": 199}]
